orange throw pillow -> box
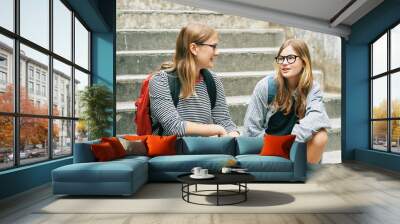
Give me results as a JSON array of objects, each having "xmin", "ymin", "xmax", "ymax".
[
  {"xmin": 146, "ymin": 135, "xmax": 177, "ymax": 157},
  {"xmin": 101, "ymin": 137, "xmax": 127, "ymax": 158},
  {"xmin": 124, "ymin": 135, "xmax": 148, "ymax": 142},
  {"xmin": 260, "ymin": 134, "xmax": 296, "ymax": 159},
  {"xmin": 91, "ymin": 142, "xmax": 117, "ymax": 161}
]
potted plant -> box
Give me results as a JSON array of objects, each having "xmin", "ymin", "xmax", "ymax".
[{"xmin": 79, "ymin": 84, "xmax": 113, "ymax": 140}]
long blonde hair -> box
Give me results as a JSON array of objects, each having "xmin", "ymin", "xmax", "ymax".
[
  {"xmin": 168, "ymin": 23, "xmax": 218, "ymax": 98},
  {"xmin": 273, "ymin": 39, "xmax": 313, "ymax": 119}
]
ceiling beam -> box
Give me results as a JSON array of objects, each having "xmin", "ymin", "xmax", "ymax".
[
  {"xmin": 169, "ymin": 0, "xmax": 351, "ymax": 38},
  {"xmin": 330, "ymin": 0, "xmax": 368, "ymax": 27}
]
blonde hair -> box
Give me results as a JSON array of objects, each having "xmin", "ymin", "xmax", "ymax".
[
  {"xmin": 165, "ymin": 23, "xmax": 218, "ymax": 98},
  {"xmin": 273, "ymin": 39, "xmax": 313, "ymax": 119}
]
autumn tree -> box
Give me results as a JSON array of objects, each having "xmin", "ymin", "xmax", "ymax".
[{"xmin": 0, "ymin": 84, "xmax": 59, "ymax": 151}]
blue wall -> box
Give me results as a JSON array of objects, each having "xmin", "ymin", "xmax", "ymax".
[
  {"xmin": 343, "ymin": 0, "xmax": 400, "ymax": 171},
  {"xmin": 0, "ymin": 0, "xmax": 115, "ymax": 200}
]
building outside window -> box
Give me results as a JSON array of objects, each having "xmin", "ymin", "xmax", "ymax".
[{"xmin": 371, "ymin": 23, "xmax": 400, "ymax": 154}]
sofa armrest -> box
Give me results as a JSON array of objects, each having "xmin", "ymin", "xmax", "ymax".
[
  {"xmin": 73, "ymin": 140, "xmax": 100, "ymax": 163},
  {"xmin": 289, "ymin": 142, "xmax": 307, "ymax": 181}
]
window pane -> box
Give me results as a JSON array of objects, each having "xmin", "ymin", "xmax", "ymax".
[
  {"xmin": 53, "ymin": 119, "xmax": 72, "ymax": 158},
  {"xmin": 391, "ymin": 72, "xmax": 400, "ymax": 118},
  {"xmin": 0, "ymin": 0, "xmax": 14, "ymax": 31},
  {"xmin": 372, "ymin": 77, "xmax": 387, "ymax": 119},
  {"xmin": 53, "ymin": 0, "xmax": 72, "ymax": 60},
  {"xmin": 20, "ymin": 117, "xmax": 49, "ymax": 165},
  {"xmin": 0, "ymin": 34, "xmax": 14, "ymax": 112},
  {"xmin": 75, "ymin": 18, "xmax": 89, "ymax": 70},
  {"xmin": 74, "ymin": 69, "xmax": 89, "ymax": 118},
  {"xmin": 20, "ymin": 0, "xmax": 49, "ymax": 49},
  {"xmin": 391, "ymin": 24, "xmax": 400, "ymax": 70},
  {"xmin": 75, "ymin": 120, "xmax": 88, "ymax": 143},
  {"xmin": 391, "ymin": 120, "xmax": 400, "ymax": 153},
  {"xmin": 20, "ymin": 44, "xmax": 49, "ymax": 115},
  {"xmin": 372, "ymin": 33, "xmax": 387, "ymax": 76},
  {"xmin": 372, "ymin": 121, "xmax": 388, "ymax": 151},
  {"xmin": 0, "ymin": 116, "xmax": 13, "ymax": 170},
  {"xmin": 53, "ymin": 59, "xmax": 72, "ymax": 117}
]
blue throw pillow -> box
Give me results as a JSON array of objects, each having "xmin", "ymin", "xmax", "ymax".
[
  {"xmin": 236, "ymin": 136, "xmax": 263, "ymax": 155},
  {"xmin": 181, "ymin": 137, "xmax": 235, "ymax": 155}
]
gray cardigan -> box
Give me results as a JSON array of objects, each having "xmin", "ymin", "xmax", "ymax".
[{"xmin": 243, "ymin": 75, "xmax": 331, "ymax": 142}]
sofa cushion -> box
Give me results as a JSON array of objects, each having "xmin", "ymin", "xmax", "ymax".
[
  {"xmin": 236, "ymin": 155, "xmax": 293, "ymax": 172},
  {"xmin": 180, "ymin": 137, "xmax": 235, "ymax": 155},
  {"xmin": 148, "ymin": 154, "xmax": 235, "ymax": 172},
  {"xmin": 147, "ymin": 135, "xmax": 177, "ymax": 157},
  {"xmin": 101, "ymin": 137, "xmax": 127, "ymax": 158},
  {"xmin": 236, "ymin": 137, "xmax": 263, "ymax": 155},
  {"xmin": 119, "ymin": 138, "xmax": 147, "ymax": 156},
  {"xmin": 260, "ymin": 134, "xmax": 296, "ymax": 159},
  {"xmin": 91, "ymin": 142, "xmax": 118, "ymax": 161},
  {"xmin": 73, "ymin": 140, "xmax": 100, "ymax": 163},
  {"xmin": 52, "ymin": 159, "xmax": 147, "ymax": 183}
]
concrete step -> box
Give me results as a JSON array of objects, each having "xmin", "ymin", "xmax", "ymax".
[
  {"xmin": 116, "ymin": 70, "xmax": 325, "ymax": 101},
  {"xmin": 117, "ymin": 28, "xmax": 285, "ymax": 51},
  {"xmin": 116, "ymin": 94, "xmax": 341, "ymax": 135},
  {"xmin": 117, "ymin": 0, "xmax": 198, "ymax": 11},
  {"xmin": 117, "ymin": 10, "xmax": 270, "ymax": 29},
  {"xmin": 116, "ymin": 48, "xmax": 279, "ymax": 75}
]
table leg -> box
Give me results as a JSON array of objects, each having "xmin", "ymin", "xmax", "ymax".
[{"xmin": 217, "ymin": 184, "xmax": 219, "ymax": 206}]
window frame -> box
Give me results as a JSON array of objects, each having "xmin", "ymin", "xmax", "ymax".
[
  {"xmin": 0, "ymin": 0, "xmax": 92, "ymax": 171},
  {"xmin": 370, "ymin": 20, "xmax": 400, "ymax": 154}
]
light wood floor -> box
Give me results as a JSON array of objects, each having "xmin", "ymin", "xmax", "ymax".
[{"xmin": 1, "ymin": 162, "xmax": 400, "ymax": 224}]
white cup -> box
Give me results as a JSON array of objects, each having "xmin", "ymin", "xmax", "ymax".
[
  {"xmin": 191, "ymin": 167, "xmax": 202, "ymax": 176},
  {"xmin": 221, "ymin": 167, "xmax": 232, "ymax": 174},
  {"xmin": 200, "ymin": 169, "xmax": 208, "ymax": 176}
]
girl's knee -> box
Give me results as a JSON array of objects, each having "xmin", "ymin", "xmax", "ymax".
[{"xmin": 312, "ymin": 129, "xmax": 328, "ymax": 146}]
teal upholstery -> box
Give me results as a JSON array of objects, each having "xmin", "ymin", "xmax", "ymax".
[
  {"xmin": 236, "ymin": 155, "xmax": 292, "ymax": 172},
  {"xmin": 180, "ymin": 136, "xmax": 235, "ymax": 155},
  {"xmin": 52, "ymin": 137, "xmax": 307, "ymax": 196},
  {"xmin": 148, "ymin": 154, "xmax": 234, "ymax": 181},
  {"xmin": 236, "ymin": 137, "xmax": 263, "ymax": 155},
  {"xmin": 52, "ymin": 157, "xmax": 148, "ymax": 195}
]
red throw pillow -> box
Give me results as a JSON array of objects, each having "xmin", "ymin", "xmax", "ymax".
[
  {"xmin": 101, "ymin": 137, "xmax": 127, "ymax": 158},
  {"xmin": 260, "ymin": 134, "xmax": 296, "ymax": 159},
  {"xmin": 91, "ymin": 142, "xmax": 117, "ymax": 161},
  {"xmin": 146, "ymin": 135, "xmax": 177, "ymax": 157}
]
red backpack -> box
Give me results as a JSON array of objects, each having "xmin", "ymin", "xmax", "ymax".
[
  {"xmin": 135, "ymin": 74, "xmax": 153, "ymax": 135},
  {"xmin": 134, "ymin": 70, "xmax": 216, "ymax": 136}
]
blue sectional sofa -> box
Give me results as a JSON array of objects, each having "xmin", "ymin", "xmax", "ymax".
[{"xmin": 52, "ymin": 137, "xmax": 306, "ymax": 196}]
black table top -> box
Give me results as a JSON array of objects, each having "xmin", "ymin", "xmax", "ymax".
[{"xmin": 177, "ymin": 172, "xmax": 255, "ymax": 185}]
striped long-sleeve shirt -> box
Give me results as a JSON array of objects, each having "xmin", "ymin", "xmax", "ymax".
[{"xmin": 149, "ymin": 70, "xmax": 238, "ymax": 136}]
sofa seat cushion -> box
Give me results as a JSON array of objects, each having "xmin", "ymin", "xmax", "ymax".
[
  {"xmin": 149, "ymin": 154, "xmax": 235, "ymax": 173},
  {"xmin": 236, "ymin": 155, "xmax": 293, "ymax": 172},
  {"xmin": 53, "ymin": 159, "xmax": 147, "ymax": 183}
]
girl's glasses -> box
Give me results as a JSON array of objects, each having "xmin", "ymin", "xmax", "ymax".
[{"xmin": 275, "ymin": 55, "xmax": 299, "ymax": 64}]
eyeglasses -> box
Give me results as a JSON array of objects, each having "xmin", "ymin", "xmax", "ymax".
[
  {"xmin": 275, "ymin": 55, "xmax": 299, "ymax": 64},
  {"xmin": 195, "ymin": 43, "xmax": 218, "ymax": 50}
]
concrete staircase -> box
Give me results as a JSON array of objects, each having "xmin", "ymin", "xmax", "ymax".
[{"xmin": 116, "ymin": 0, "xmax": 341, "ymax": 152}]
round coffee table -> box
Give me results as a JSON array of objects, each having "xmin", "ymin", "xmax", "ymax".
[{"xmin": 177, "ymin": 172, "xmax": 255, "ymax": 206}]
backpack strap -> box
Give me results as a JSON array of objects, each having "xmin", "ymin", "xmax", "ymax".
[
  {"xmin": 267, "ymin": 76, "xmax": 277, "ymax": 105},
  {"xmin": 200, "ymin": 69, "xmax": 217, "ymax": 109},
  {"xmin": 167, "ymin": 73, "xmax": 181, "ymax": 107},
  {"xmin": 167, "ymin": 69, "xmax": 217, "ymax": 109}
]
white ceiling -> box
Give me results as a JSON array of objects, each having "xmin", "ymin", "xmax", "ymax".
[{"xmin": 169, "ymin": 0, "xmax": 384, "ymax": 38}]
